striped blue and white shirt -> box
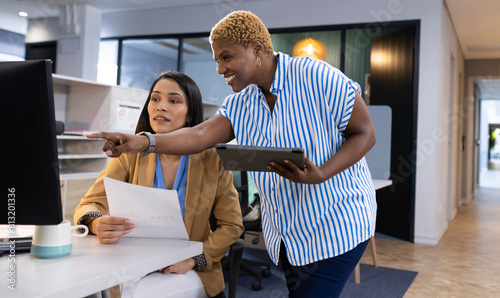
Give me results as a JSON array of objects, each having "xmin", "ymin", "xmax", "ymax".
[{"xmin": 217, "ymin": 52, "xmax": 376, "ymax": 266}]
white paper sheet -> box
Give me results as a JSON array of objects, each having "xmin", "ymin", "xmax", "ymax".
[{"xmin": 103, "ymin": 177, "xmax": 189, "ymax": 240}]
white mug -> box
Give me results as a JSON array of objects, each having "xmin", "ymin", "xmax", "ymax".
[{"xmin": 31, "ymin": 220, "xmax": 89, "ymax": 259}]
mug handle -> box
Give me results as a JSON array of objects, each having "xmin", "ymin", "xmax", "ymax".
[{"xmin": 72, "ymin": 225, "xmax": 89, "ymax": 238}]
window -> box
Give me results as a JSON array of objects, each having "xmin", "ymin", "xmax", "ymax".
[
  {"xmin": 99, "ymin": 23, "xmax": 411, "ymax": 102},
  {"xmin": 181, "ymin": 36, "xmax": 232, "ymax": 106},
  {"xmin": 272, "ymin": 30, "xmax": 342, "ymax": 69},
  {"xmin": 97, "ymin": 40, "xmax": 118, "ymax": 85},
  {"xmin": 121, "ymin": 38, "xmax": 179, "ymax": 90}
]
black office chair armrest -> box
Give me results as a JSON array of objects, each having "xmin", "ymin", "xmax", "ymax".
[{"xmin": 227, "ymin": 239, "xmax": 244, "ymax": 298}]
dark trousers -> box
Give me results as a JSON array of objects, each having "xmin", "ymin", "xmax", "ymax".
[{"xmin": 279, "ymin": 239, "xmax": 369, "ymax": 298}]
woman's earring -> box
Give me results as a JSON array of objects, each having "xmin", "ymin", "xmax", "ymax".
[{"xmin": 257, "ymin": 57, "xmax": 262, "ymax": 66}]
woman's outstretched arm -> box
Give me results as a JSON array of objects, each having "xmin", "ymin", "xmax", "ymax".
[{"xmin": 89, "ymin": 115, "xmax": 234, "ymax": 157}]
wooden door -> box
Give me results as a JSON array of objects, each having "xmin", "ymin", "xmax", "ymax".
[{"xmin": 369, "ymin": 26, "xmax": 418, "ymax": 241}]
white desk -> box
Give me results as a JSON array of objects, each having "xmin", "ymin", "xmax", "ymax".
[{"xmin": 0, "ymin": 236, "xmax": 202, "ymax": 298}]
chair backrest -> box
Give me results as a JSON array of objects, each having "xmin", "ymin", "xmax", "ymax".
[{"xmin": 232, "ymin": 171, "xmax": 249, "ymax": 215}]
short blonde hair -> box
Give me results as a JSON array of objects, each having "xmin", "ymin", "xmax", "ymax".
[{"xmin": 209, "ymin": 11, "xmax": 274, "ymax": 56}]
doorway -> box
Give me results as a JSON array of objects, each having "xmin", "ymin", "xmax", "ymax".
[
  {"xmin": 475, "ymin": 79, "xmax": 500, "ymax": 189},
  {"xmin": 476, "ymin": 80, "xmax": 500, "ymax": 189},
  {"xmin": 25, "ymin": 41, "xmax": 57, "ymax": 72}
]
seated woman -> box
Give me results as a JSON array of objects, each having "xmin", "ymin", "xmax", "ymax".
[{"xmin": 74, "ymin": 71, "xmax": 244, "ymax": 298}]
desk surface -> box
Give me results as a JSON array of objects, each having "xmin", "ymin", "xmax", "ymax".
[
  {"xmin": 0, "ymin": 236, "xmax": 202, "ymax": 298},
  {"xmin": 372, "ymin": 179, "xmax": 392, "ymax": 190},
  {"xmin": 2, "ymin": 179, "xmax": 390, "ymax": 297}
]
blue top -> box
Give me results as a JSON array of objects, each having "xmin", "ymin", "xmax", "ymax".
[
  {"xmin": 153, "ymin": 154, "xmax": 189, "ymax": 219},
  {"xmin": 217, "ymin": 52, "xmax": 376, "ymax": 266}
]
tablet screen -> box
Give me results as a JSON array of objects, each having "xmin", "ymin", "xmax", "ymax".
[{"xmin": 215, "ymin": 144, "xmax": 305, "ymax": 172}]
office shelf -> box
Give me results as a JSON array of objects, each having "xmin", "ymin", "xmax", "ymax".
[
  {"xmin": 52, "ymin": 74, "xmax": 148, "ymax": 178},
  {"xmin": 52, "ymin": 74, "xmax": 148, "ymax": 218},
  {"xmin": 51, "ymin": 74, "xmax": 221, "ymax": 219}
]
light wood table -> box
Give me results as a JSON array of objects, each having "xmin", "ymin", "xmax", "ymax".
[{"xmin": 354, "ymin": 179, "xmax": 392, "ymax": 283}]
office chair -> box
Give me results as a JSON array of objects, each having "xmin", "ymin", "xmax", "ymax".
[
  {"xmin": 233, "ymin": 171, "xmax": 272, "ymax": 291},
  {"xmin": 225, "ymin": 239, "xmax": 244, "ymax": 297},
  {"xmin": 209, "ymin": 213, "xmax": 243, "ymax": 298}
]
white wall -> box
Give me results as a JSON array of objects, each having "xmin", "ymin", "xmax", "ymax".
[
  {"xmin": 22, "ymin": 4, "xmax": 101, "ymax": 81},
  {"xmin": 442, "ymin": 5, "xmax": 465, "ymax": 222},
  {"xmin": 26, "ymin": 17, "xmax": 59, "ymax": 43},
  {"xmin": 101, "ymin": 0, "xmax": 429, "ymax": 38},
  {"xmin": 412, "ymin": 4, "xmax": 465, "ymax": 245},
  {"xmin": 56, "ymin": 4, "xmax": 101, "ymax": 80}
]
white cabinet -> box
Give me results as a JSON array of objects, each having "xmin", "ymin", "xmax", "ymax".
[
  {"xmin": 57, "ymin": 135, "xmax": 108, "ymax": 180},
  {"xmin": 52, "ymin": 73, "xmax": 149, "ymax": 180},
  {"xmin": 52, "ymin": 74, "xmax": 149, "ymax": 219}
]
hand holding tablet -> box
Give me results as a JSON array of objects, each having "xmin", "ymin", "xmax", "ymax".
[{"xmin": 215, "ymin": 144, "xmax": 305, "ymax": 172}]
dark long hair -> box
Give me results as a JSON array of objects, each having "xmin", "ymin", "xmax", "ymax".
[{"xmin": 135, "ymin": 71, "xmax": 204, "ymax": 134}]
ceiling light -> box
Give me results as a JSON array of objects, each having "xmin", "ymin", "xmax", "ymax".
[{"xmin": 19, "ymin": 11, "xmax": 28, "ymax": 17}]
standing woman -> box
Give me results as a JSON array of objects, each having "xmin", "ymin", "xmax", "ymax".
[{"xmin": 92, "ymin": 11, "xmax": 377, "ymax": 297}]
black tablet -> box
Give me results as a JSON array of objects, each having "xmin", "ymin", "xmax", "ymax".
[{"xmin": 215, "ymin": 144, "xmax": 305, "ymax": 172}]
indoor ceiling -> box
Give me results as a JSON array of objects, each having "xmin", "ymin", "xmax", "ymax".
[
  {"xmin": 476, "ymin": 79, "xmax": 500, "ymax": 100},
  {"xmin": 3, "ymin": 0, "xmax": 500, "ymax": 60},
  {"xmin": 444, "ymin": 0, "xmax": 500, "ymax": 59}
]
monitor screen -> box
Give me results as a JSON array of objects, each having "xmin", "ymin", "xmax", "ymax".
[{"xmin": 1, "ymin": 60, "xmax": 63, "ymax": 225}]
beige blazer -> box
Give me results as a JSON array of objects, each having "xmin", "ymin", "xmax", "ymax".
[{"xmin": 74, "ymin": 148, "xmax": 244, "ymax": 297}]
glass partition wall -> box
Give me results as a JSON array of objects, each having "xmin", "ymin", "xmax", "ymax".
[
  {"xmin": 98, "ymin": 25, "xmax": 404, "ymax": 104},
  {"xmin": 120, "ymin": 38, "xmax": 179, "ymax": 91},
  {"xmin": 181, "ymin": 37, "xmax": 232, "ymax": 107},
  {"xmin": 272, "ymin": 30, "xmax": 342, "ymax": 69}
]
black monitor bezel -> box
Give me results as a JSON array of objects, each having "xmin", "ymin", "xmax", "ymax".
[{"xmin": 1, "ymin": 60, "xmax": 63, "ymax": 225}]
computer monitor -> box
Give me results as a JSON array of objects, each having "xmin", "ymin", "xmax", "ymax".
[{"xmin": 1, "ymin": 60, "xmax": 63, "ymax": 225}]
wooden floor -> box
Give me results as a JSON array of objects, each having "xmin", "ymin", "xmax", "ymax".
[{"xmin": 359, "ymin": 187, "xmax": 500, "ymax": 297}]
